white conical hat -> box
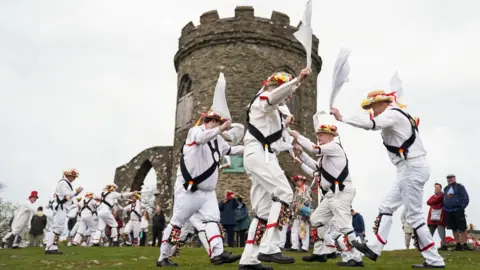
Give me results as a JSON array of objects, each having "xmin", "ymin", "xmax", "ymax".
[
  {"xmin": 313, "ymin": 110, "xmax": 338, "ymax": 136},
  {"xmin": 222, "ymin": 123, "xmax": 245, "ymax": 145},
  {"xmin": 203, "ymin": 72, "xmax": 231, "ymax": 121}
]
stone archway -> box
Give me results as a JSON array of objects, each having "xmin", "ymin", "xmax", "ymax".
[{"xmin": 114, "ymin": 146, "xmax": 174, "ymax": 216}]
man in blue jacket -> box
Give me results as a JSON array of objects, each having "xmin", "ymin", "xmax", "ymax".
[
  {"xmin": 351, "ymin": 209, "xmax": 366, "ymax": 243},
  {"xmin": 443, "ymin": 174, "xmax": 471, "ymax": 251}
]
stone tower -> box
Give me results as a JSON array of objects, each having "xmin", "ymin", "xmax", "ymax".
[{"xmin": 173, "ymin": 6, "xmax": 322, "ymax": 204}]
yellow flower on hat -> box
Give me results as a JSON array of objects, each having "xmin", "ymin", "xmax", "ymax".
[
  {"xmin": 316, "ymin": 124, "xmax": 338, "ymax": 137},
  {"xmin": 262, "ymin": 72, "xmax": 293, "ymax": 87},
  {"xmin": 361, "ymin": 90, "xmax": 406, "ymax": 110}
]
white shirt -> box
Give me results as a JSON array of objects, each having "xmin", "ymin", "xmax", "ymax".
[
  {"xmin": 80, "ymin": 198, "xmax": 96, "ymax": 216},
  {"xmin": 54, "ymin": 179, "xmax": 77, "ymax": 210},
  {"xmin": 175, "ymin": 124, "xmax": 244, "ymax": 191},
  {"xmin": 244, "ymin": 78, "xmax": 300, "ymax": 153},
  {"xmin": 297, "ymin": 135, "xmax": 352, "ymax": 192},
  {"xmin": 98, "ymin": 190, "xmax": 133, "ymax": 211},
  {"xmin": 342, "ymin": 107, "xmax": 426, "ymax": 166},
  {"xmin": 12, "ymin": 200, "xmax": 37, "ymax": 225},
  {"xmin": 125, "ymin": 200, "xmax": 144, "ymax": 221}
]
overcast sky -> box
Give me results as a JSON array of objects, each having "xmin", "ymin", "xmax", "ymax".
[{"xmin": 1, "ymin": 0, "xmax": 478, "ymax": 250}]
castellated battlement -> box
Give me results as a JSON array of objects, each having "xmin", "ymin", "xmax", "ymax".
[{"xmin": 175, "ymin": 6, "xmax": 321, "ymax": 71}]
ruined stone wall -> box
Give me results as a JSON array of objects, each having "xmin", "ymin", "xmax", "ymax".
[
  {"xmin": 173, "ymin": 6, "xmax": 322, "ymax": 206},
  {"xmin": 114, "ymin": 146, "xmax": 174, "ymax": 216}
]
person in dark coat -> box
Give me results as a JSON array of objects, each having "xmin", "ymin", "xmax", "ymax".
[
  {"xmin": 234, "ymin": 197, "xmax": 250, "ymax": 247},
  {"xmin": 152, "ymin": 205, "xmax": 166, "ymax": 247},
  {"xmin": 219, "ymin": 191, "xmax": 238, "ymax": 247},
  {"xmin": 29, "ymin": 207, "xmax": 47, "ymax": 247},
  {"xmin": 351, "ymin": 209, "xmax": 365, "ymax": 242},
  {"xmin": 443, "ymin": 174, "xmax": 471, "ymax": 251}
]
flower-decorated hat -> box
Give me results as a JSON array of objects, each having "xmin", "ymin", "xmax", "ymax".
[
  {"xmin": 105, "ymin": 183, "xmax": 118, "ymax": 190},
  {"xmin": 291, "ymin": 174, "xmax": 307, "ymax": 182},
  {"xmin": 64, "ymin": 168, "xmax": 79, "ymax": 178},
  {"xmin": 313, "ymin": 111, "xmax": 338, "ymax": 137},
  {"xmin": 200, "ymin": 72, "xmax": 231, "ymax": 123},
  {"xmin": 85, "ymin": 192, "xmax": 94, "ymax": 198},
  {"xmin": 361, "ymin": 90, "xmax": 400, "ymax": 110},
  {"xmin": 262, "ymin": 72, "xmax": 293, "ymax": 88}
]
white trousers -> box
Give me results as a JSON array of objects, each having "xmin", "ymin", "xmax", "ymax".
[
  {"xmin": 368, "ymin": 161, "xmax": 444, "ymax": 266},
  {"xmin": 124, "ymin": 220, "xmax": 141, "ymax": 244},
  {"xmin": 45, "ymin": 206, "xmax": 67, "ymax": 251},
  {"xmin": 158, "ymin": 184, "xmax": 223, "ymax": 261},
  {"xmin": 279, "ymin": 225, "xmax": 288, "ymax": 248},
  {"xmin": 240, "ymin": 144, "xmax": 294, "ymax": 265},
  {"xmin": 91, "ymin": 206, "xmax": 118, "ymax": 244},
  {"xmin": 291, "ymin": 218, "xmax": 310, "ymax": 251},
  {"xmin": 310, "ymin": 188, "xmax": 362, "ymax": 262},
  {"xmin": 72, "ymin": 214, "xmax": 97, "ymax": 245}
]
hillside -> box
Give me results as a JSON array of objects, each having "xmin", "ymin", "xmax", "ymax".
[{"xmin": 1, "ymin": 246, "xmax": 479, "ymax": 269}]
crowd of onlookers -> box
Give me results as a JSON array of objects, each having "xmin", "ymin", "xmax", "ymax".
[{"xmin": 402, "ymin": 173, "xmax": 478, "ymax": 250}]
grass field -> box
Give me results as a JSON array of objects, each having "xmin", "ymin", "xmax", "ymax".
[{"xmin": 1, "ymin": 246, "xmax": 479, "ymax": 269}]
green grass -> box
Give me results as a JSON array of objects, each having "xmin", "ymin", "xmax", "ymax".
[{"xmin": 1, "ymin": 246, "xmax": 479, "ymax": 269}]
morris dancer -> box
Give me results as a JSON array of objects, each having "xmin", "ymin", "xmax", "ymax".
[
  {"xmin": 289, "ymin": 174, "xmax": 312, "ymax": 252},
  {"xmin": 157, "ymin": 73, "xmax": 244, "ymax": 267},
  {"xmin": 1, "ymin": 191, "xmax": 39, "ymax": 248},
  {"xmin": 123, "ymin": 194, "xmax": 145, "ymax": 246},
  {"xmin": 45, "ymin": 169, "xmax": 83, "ymax": 254},
  {"xmin": 90, "ymin": 183, "xmax": 137, "ymax": 246},
  {"xmin": 72, "ymin": 192, "xmax": 97, "ymax": 246},
  {"xmin": 290, "ymin": 116, "xmax": 363, "ymax": 267},
  {"xmin": 239, "ymin": 68, "xmax": 311, "ymax": 270},
  {"xmin": 331, "ymin": 89, "xmax": 445, "ymax": 268}
]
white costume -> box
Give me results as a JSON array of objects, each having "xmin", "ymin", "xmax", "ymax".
[
  {"xmin": 240, "ymin": 72, "xmax": 300, "ymax": 267},
  {"xmin": 45, "ymin": 175, "xmax": 81, "ymax": 253},
  {"xmin": 158, "ymin": 73, "xmax": 244, "ymax": 267},
  {"xmin": 91, "ymin": 186, "xmax": 133, "ymax": 245},
  {"xmin": 2, "ymin": 195, "xmax": 37, "ymax": 248},
  {"xmin": 341, "ymin": 89, "xmax": 445, "ymax": 267},
  {"xmin": 123, "ymin": 198, "xmax": 144, "ymax": 245},
  {"xmin": 43, "ymin": 196, "xmax": 55, "ymax": 245},
  {"xmin": 296, "ymin": 115, "xmax": 363, "ymax": 267},
  {"xmin": 72, "ymin": 196, "xmax": 98, "ymax": 246}
]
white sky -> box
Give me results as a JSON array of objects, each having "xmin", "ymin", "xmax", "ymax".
[{"xmin": 1, "ymin": 0, "xmax": 479, "ymax": 251}]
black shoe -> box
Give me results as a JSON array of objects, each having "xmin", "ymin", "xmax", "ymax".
[
  {"xmin": 284, "ymin": 248, "xmax": 297, "ymax": 252},
  {"xmin": 45, "ymin": 250, "xmax": 63, "ymax": 255},
  {"xmin": 258, "ymin": 253, "xmax": 294, "ymax": 264},
  {"xmin": 0, "ymin": 242, "xmax": 5, "ymax": 248},
  {"xmin": 352, "ymin": 241, "xmax": 378, "ymax": 262},
  {"xmin": 326, "ymin": 252, "xmax": 339, "ymax": 259},
  {"xmin": 238, "ymin": 264, "xmax": 273, "ymax": 270},
  {"xmin": 210, "ymin": 251, "xmax": 241, "ymax": 265},
  {"xmin": 156, "ymin": 258, "xmax": 178, "ymax": 267},
  {"xmin": 112, "ymin": 241, "xmax": 120, "ymax": 247},
  {"xmin": 300, "ymin": 249, "xmax": 308, "ymax": 253},
  {"xmin": 337, "ymin": 259, "xmax": 364, "ymax": 267},
  {"xmin": 92, "ymin": 243, "xmax": 101, "ymax": 247},
  {"xmin": 463, "ymin": 243, "xmax": 474, "ymax": 251},
  {"xmin": 12, "ymin": 246, "xmax": 21, "ymax": 249},
  {"xmin": 411, "ymin": 262, "xmax": 445, "ymax": 268},
  {"xmin": 438, "ymin": 246, "xmax": 448, "ymax": 251},
  {"xmin": 302, "ymin": 254, "xmax": 327, "ymax": 262},
  {"xmin": 455, "ymin": 243, "xmax": 463, "ymax": 251}
]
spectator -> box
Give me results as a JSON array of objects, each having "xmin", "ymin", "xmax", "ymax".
[
  {"xmin": 139, "ymin": 211, "xmax": 150, "ymax": 246},
  {"xmin": 443, "ymin": 174, "xmax": 471, "ymax": 251},
  {"xmin": 401, "ymin": 208, "xmax": 413, "ymax": 249},
  {"xmin": 29, "ymin": 207, "xmax": 47, "ymax": 247},
  {"xmin": 234, "ymin": 197, "xmax": 249, "ymax": 247},
  {"xmin": 151, "ymin": 205, "xmax": 165, "ymax": 247},
  {"xmin": 427, "ymin": 183, "xmax": 447, "ymax": 251},
  {"xmin": 351, "ymin": 209, "xmax": 365, "ymax": 242},
  {"xmin": 219, "ymin": 191, "xmax": 238, "ymax": 247}
]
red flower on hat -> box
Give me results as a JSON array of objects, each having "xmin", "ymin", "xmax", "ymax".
[{"xmin": 330, "ymin": 125, "xmax": 337, "ymax": 131}]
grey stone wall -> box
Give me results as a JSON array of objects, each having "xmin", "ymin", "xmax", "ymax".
[{"xmin": 114, "ymin": 146, "xmax": 174, "ymax": 216}]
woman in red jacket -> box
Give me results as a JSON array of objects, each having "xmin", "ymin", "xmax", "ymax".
[{"xmin": 427, "ymin": 183, "xmax": 447, "ymax": 251}]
